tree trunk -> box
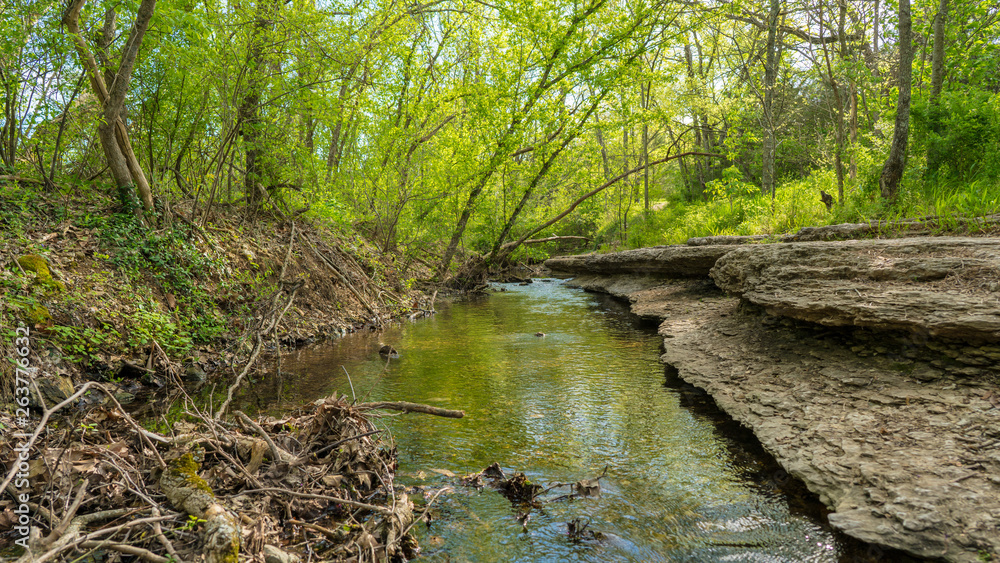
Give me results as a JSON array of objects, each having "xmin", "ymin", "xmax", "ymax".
[
  {"xmin": 436, "ymin": 177, "xmax": 488, "ymax": 279},
  {"xmin": 873, "ymin": 0, "xmax": 880, "ymax": 58},
  {"xmin": 849, "ymin": 82, "xmax": 858, "ymax": 180},
  {"xmin": 879, "ymin": 0, "xmax": 912, "ymax": 202},
  {"xmin": 1, "ymin": 66, "xmax": 17, "ymax": 169},
  {"xmin": 761, "ymin": 0, "xmax": 781, "ymax": 198},
  {"xmin": 63, "ymin": 0, "xmax": 156, "ymax": 215},
  {"xmin": 929, "ymin": 0, "xmax": 947, "ymax": 104},
  {"xmin": 925, "ymin": 0, "xmax": 948, "ymax": 174},
  {"xmin": 641, "ymin": 80, "xmax": 651, "ymax": 211},
  {"xmin": 834, "ymin": 0, "xmax": 848, "ymax": 203},
  {"xmin": 239, "ymin": 0, "xmax": 280, "ymax": 212}
]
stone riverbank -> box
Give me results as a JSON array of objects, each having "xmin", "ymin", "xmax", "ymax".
[{"xmin": 546, "ymin": 236, "xmax": 1000, "ymax": 563}]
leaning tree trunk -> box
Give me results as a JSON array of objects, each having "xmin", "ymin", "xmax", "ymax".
[
  {"xmin": 63, "ymin": 0, "xmax": 156, "ymax": 215},
  {"xmin": 879, "ymin": 0, "xmax": 912, "ymax": 202}
]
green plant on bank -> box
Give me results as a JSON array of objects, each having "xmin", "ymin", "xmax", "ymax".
[
  {"xmin": 180, "ymin": 515, "xmax": 206, "ymax": 531},
  {"xmin": 98, "ymin": 213, "xmax": 225, "ymax": 345},
  {"xmin": 48, "ymin": 324, "xmax": 118, "ymax": 364},
  {"xmin": 123, "ymin": 306, "xmax": 193, "ymax": 356},
  {"xmin": 608, "ymin": 164, "xmax": 1000, "ymax": 247}
]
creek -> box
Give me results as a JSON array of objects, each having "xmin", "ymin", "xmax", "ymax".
[{"xmin": 247, "ymin": 280, "xmax": 866, "ymax": 562}]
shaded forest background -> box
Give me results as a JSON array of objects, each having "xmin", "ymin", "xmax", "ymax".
[{"xmin": 3, "ymin": 0, "xmax": 1000, "ymax": 273}]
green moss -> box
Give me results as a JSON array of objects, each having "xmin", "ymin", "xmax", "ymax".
[
  {"xmin": 25, "ymin": 304, "xmax": 51, "ymax": 325},
  {"xmin": 166, "ymin": 453, "xmax": 215, "ymax": 497},
  {"xmin": 222, "ymin": 532, "xmax": 240, "ymax": 563},
  {"xmin": 16, "ymin": 254, "xmax": 66, "ymax": 292}
]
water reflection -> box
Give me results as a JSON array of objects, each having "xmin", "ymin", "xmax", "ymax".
[{"xmin": 248, "ymin": 280, "xmax": 871, "ymax": 562}]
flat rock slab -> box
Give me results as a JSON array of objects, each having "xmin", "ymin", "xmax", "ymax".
[
  {"xmin": 711, "ymin": 237, "xmax": 1000, "ymax": 342},
  {"xmin": 568, "ymin": 274, "xmax": 1000, "ymax": 562},
  {"xmin": 545, "ymin": 245, "xmax": 734, "ymax": 277},
  {"xmin": 686, "ymin": 234, "xmax": 772, "ymax": 246}
]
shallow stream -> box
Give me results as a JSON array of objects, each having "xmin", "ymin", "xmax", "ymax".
[{"xmin": 249, "ymin": 280, "xmax": 864, "ymax": 562}]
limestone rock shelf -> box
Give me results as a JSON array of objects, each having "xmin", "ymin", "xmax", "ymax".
[{"xmin": 545, "ymin": 237, "xmax": 1000, "ymax": 563}]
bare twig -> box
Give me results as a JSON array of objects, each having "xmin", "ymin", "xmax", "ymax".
[
  {"xmin": 236, "ymin": 488, "xmax": 392, "ymax": 515},
  {"xmin": 236, "ymin": 411, "xmax": 294, "ymax": 463},
  {"xmin": 79, "ymin": 540, "xmax": 170, "ymax": 563},
  {"xmin": 149, "ymin": 507, "xmax": 183, "ymax": 562}
]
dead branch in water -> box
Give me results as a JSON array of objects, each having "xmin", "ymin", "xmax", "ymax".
[{"xmin": 358, "ymin": 401, "xmax": 465, "ymax": 418}]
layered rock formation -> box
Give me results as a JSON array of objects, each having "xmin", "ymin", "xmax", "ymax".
[
  {"xmin": 711, "ymin": 237, "xmax": 1000, "ymax": 342},
  {"xmin": 543, "ymin": 245, "xmax": 734, "ymax": 277},
  {"xmin": 545, "ymin": 236, "xmax": 1000, "ymax": 563}
]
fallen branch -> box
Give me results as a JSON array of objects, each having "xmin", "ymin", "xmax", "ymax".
[
  {"xmin": 310, "ymin": 429, "xmax": 383, "ymax": 459},
  {"xmin": 78, "ymin": 541, "xmax": 170, "ymax": 563},
  {"xmin": 217, "ymin": 279, "xmax": 301, "ymax": 420},
  {"xmin": 288, "ymin": 519, "xmax": 342, "ymax": 540},
  {"xmin": 0, "ymin": 175, "xmax": 44, "ymax": 185},
  {"xmin": 236, "ymin": 411, "xmax": 294, "ymax": 463},
  {"xmin": 236, "ymin": 488, "xmax": 392, "ymax": 515},
  {"xmin": 500, "ymin": 235, "xmax": 590, "ymax": 250},
  {"xmin": 302, "ymin": 233, "xmax": 382, "ymax": 323},
  {"xmin": 357, "ymin": 401, "xmax": 465, "ymax": 419}
]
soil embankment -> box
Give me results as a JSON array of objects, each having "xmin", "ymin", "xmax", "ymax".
[
  {"xmin": 546, "ymin": 231, "xmax": 1000, "ymax": 563},
  {"xmin": 0, "ymin": 191, "xmax": 436, "ymax": 561}
]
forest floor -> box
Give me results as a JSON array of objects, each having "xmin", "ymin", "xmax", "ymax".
[{"xmin": 0, "ymin": 186, "xmax": 444, "ymax": 562}]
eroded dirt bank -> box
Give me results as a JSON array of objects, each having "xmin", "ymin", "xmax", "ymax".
[{"xmin": 546, "ymin": 236, "xmax": 1000, "ymax": 563}]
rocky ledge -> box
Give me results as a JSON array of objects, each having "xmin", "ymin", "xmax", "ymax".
[{"xmin": 546, "ymin": 237, "xmax": 1000, "ymax": 563}]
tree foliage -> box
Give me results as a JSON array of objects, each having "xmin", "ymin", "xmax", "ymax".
[{"xmin": 2, "ymin": 0, "xmax": 999, "ymax": 274}]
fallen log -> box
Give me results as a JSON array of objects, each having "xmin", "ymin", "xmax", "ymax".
[
  {"xmin": 159, "ymin": 453, "xmax": 240, "ymax": 563},
  {"xmin": 357, "ymin": 401, "xmax": 465, "ymax": 418}
]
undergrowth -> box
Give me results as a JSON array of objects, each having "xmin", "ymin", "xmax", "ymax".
[{"xmin": 609, "ymin": 166, "xmax": 1000, "ymax": 247}]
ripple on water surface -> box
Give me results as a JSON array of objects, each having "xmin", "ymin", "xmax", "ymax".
[{"xmin": 252, "ymin": 280, "xmax": 848, "ymax": 562}]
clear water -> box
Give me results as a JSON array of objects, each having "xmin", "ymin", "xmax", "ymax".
[{"xmin": 249, "ymin": 280, "xmax": 856, "ymax": 562}]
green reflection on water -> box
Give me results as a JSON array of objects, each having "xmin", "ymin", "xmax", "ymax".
[{"xmin": 254, "ymin": 280, "xmax": 842, "ymax": 562}]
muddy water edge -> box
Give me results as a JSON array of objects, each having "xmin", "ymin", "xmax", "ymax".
[{"xmin": 244, "ymin": 280, "xmax": 918, "ymax": 562}]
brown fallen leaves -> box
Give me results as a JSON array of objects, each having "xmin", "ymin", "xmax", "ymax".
[{"xmin": 0, "ymin": 394, "xmax": 418, "ymax": 562}]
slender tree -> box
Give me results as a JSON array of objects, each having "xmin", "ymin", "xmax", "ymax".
[
  {"xmin": 761, "ymin": 0, "xmax": 781, "ymax": 198},
  {"xmin": 879, "ymin": 0, "xmax": 912, "ymax": 202}
]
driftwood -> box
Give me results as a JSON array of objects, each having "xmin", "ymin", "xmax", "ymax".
[
  {"xmin": 2, "ymin": 390, "xmax": 442, "ymax": 562},
  {"xmin": 358, "ymin": 401, "xmax": 465, "ymax": 419}
]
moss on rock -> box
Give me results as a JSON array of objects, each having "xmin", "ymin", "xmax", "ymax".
[
  {"xmin": 161, "ymin": 452, "xmax": 216, "ymax": 515},
  {"xmin": 16, "ymin": 254, "xmax": 66, "ymax": 292},
  {"xmin": 25, "ymin": 303, "xmax": 52, "ymax": 325}
]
